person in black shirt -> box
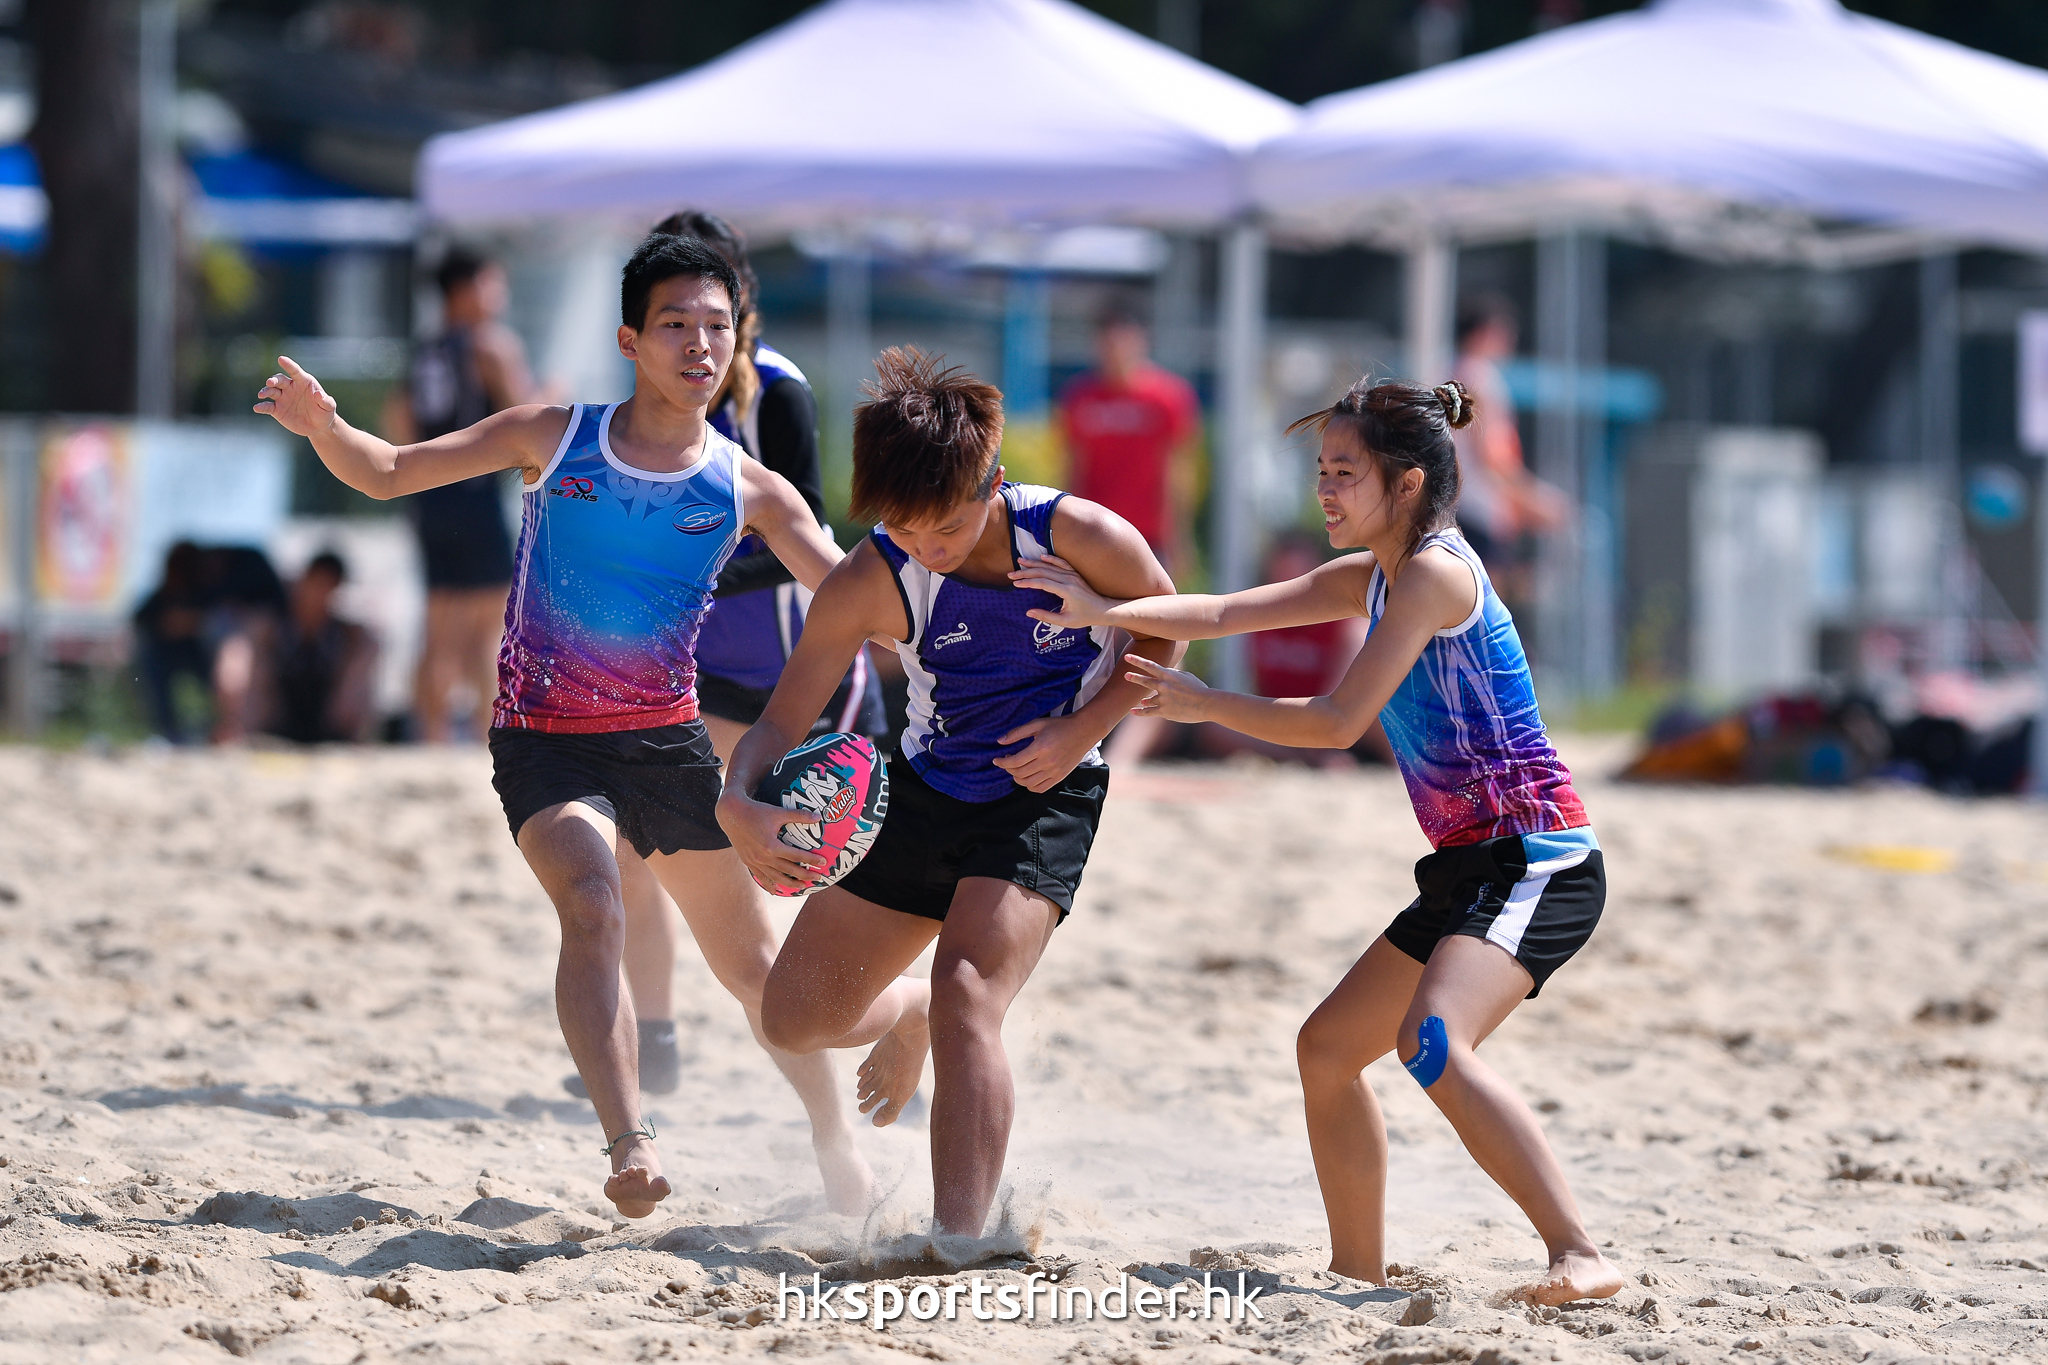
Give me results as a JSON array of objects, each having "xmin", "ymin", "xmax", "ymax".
[
  {"xmin": 269, "ymin": 551, "xmax": 378, "ymax": 743},
  {"xmin": 211, "ymin": 550, "xmax": 377, "ymax": 744},
  {"xmin": 382, "ymin": 247, "xmax": 543, "ymax": 742}
]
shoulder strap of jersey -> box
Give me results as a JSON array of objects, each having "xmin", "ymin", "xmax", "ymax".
[
  {"xmin": 1003, "ymin": 483, "xmax": 1066, "ymax": 562},
  {"xmin": 570, "ymin": 402, "xmax": 611, "ymax": 457},
  {"xmin": 867, "ymin": 528, "xmax": 923, "ymax": 649},
  {"xmin": 1425, "ymin": 527, "xmax": 1491, "ymax": 584},
  {"xmin": 869, "ymin": 523, "xmax": 908, "ymax": 569},
  {"xmin": 531, "ymin": 402, "xmax": 594, "ymax": 489}
]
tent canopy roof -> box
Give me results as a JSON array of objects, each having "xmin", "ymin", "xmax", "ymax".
[
  {"xmin": 420, "ymin": 0, "xmax": 1298, "ymax": 231},
  {"xmin": 1253, "ymin": 0, "xmax": 2048, "ymax": 255}
]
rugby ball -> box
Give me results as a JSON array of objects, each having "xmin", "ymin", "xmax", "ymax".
[{"xmin": 749, "ymin": 732, "xmax": 888, "ymax": 897}]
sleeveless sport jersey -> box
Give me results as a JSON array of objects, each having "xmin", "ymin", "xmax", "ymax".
[
  {"xmin": 1366, "ymin": 528, "xmax": 1589, "ymax": 848},
  {"xmin": 493, "ymin": 403, "xmax": 743, "ymax": 733},
  {"xmin": 876, "ymin": 484, "xmax": 1120, "ymax": 802},
  {"xmin": 696, "ymin": 344, "xmax": 809, "ymax": 690}
]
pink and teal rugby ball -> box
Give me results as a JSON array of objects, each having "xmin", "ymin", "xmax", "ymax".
[{"xmin": 749, "ymin": 732, "xmax": 889, "ymax": 897}]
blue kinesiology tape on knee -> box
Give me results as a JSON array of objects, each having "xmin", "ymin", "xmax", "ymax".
[{"xmin": 1402, "ymin": 1015, "xmax": 1449, "ymax": 1088}]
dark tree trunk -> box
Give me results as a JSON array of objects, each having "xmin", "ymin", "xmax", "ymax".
[{"xmin": 27, "ymin": 0, "xmax": 139, "ymax": 415}]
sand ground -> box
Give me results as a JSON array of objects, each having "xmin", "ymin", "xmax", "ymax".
[{"xmin": 1, "ymin": 737, "xmax": 2045, "ymax": 1363}]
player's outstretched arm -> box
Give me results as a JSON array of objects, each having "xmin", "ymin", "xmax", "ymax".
[
  {"xmin": 717, "ymin": 542, "xmax": 906, "ymax": 885},
  {"xmin": 254, "ymin": 355, "xmax": 567, "ymax": 499},
  {"xmin": 738, "ymin": 459, "xmax": 844, "ymax": 593},
  {"xmin": 993, "ymin": 498, "xmax": 1182, "ymax": 793},
  {"xmin": 1123, "ymin": 545, "xmax": 1477, "ymax": 749},
  {"xmin": 1011, "ymin": 550, "xmax": 1373, "ymax": 641}
]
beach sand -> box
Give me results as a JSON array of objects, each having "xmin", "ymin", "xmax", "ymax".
[{"xmin": 1, "ymin": 738, "xmax": 2045, "ymax": 1362}]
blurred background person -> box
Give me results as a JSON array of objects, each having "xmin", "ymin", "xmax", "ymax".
[
  {"xmin": 1205, "ymin": 534, "xmax": 1392, "ymax": 768},
  {"xmin": 381, "ymin": 246, "xmax": 542, "ymax": 743},
  {"xmin": 213, "ymin": 550, "xmax": 378, "ymax": 745},
  {"xmin": 1451, "ymin": 294, "xmax": 1567, "ymax": 603},
  {"xmin": 132, "ymin": 540, "xmax": 217, "ymax": 745},
  {"xmin": 133, "ymin": 542, "xmax": 291, "ymax": 744},
  {"xmin": 1123, "ymin": 536, "xmax": 1395, "ymax": 770},
  {"xmin": 1058, "ymin": 296, "xmax": 1202, "ymax": 576},
  {"xmin": 1060, "ymin": 296, "xmax": 1202, "ymax": 766}
]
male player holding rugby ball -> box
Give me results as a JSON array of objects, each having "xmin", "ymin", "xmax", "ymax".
[{"xmin": 718, "ymin": 348, "xmax": 1180, "ymax": 1237}]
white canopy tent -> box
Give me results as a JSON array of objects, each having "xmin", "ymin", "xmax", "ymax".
[
  {"xmin": 421, "ymin": 0, "xmax": 1294, "ymax": 228},
  {"xmin": 420, "ymin": 0, "xmax": 1297, "ymax": 685},
  {"xmin": 1250, "ymin": 0, "xmax": 2048, "ymax": 722},
  {"xmin": 1254, "ymin": 0, "xmax": 2048, "ymax": 256}
]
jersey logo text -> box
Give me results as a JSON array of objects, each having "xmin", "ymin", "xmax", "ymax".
[
  {"xmin": 931, "ymin": 621, "xmax": 972, "ymax": 649},
  {"xmin": 1032, "ymin": 618, "xmax": 1077, "ymax": 653},
  {"xmin": 674, "ymin": 507, "xmax": 729, "ymax": 536},
  {"xmin": 549, "ymin": 475, "xmax": 599, "ymax": 502}
]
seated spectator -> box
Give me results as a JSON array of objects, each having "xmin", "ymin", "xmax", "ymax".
[
  {"xmin": 133, "ymin": 541, "xmax": 213, "ymax": 744},
  {"xmin": 215, "ymin": 551, "xmax": 378, "ymax": 744},
  {"xmin": 133, "ymin": 542, "xmax": 290, "ymax": 743}
]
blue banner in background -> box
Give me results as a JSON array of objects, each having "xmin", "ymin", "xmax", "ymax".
[{"xmin": 1498, "ymin": 359, "xmax": 1663, "ymax": 424}]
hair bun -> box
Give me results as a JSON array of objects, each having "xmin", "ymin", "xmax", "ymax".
[{"xmin": 1433, "ymin": 380, "xmax": 1474, "ymax": 430}]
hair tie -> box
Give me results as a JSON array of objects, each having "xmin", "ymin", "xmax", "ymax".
[{"xmin": 1433, "ymin": 381, "xmax": 1470, "ymax": 429}]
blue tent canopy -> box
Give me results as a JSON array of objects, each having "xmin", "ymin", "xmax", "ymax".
[
  {"xmin": 0, "ymin": 146, "xmax": 415, "ymax": 254},
  {"xmin": 190, "ymin": 151, "xmax": 416, "ymax": 247},
  {"xmin": 0, "ymin": 144, "xmax": 45, "ymax": 253},
  {"xmin": 189, "ymin": 150, "xmax": 366, "ymax": 201}
]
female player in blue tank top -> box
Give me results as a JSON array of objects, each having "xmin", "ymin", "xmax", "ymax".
[
  {"xmin": 254, "ymin": 233, "xmax": 877, "ymax": 1222},
  {"xmin": 1014, "ymin": 378, "xmax": 1624, "ymax": 1306},
  {"xmin": 717, "ymin": 348, "xmax": 1182, "ymax": 1238}
]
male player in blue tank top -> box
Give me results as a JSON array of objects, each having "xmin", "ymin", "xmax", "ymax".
[
  {"xmin": 558, "ymin": 211, "xmax": 885, "ymax": 1107},
  {"xmin": 254, "ymin": 233, "xmax": 877, "ymax": 1222},
  {"xmin": 718, "ymin": 348, "xmax": 1182, "ymax": 1238}
]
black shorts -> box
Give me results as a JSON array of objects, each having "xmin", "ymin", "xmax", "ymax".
[
  {"xmin": 1383, "ymin": 833, "xmax": 1604, "ymax": 998},
  {"xmin": 413, "ymin": 475, "xmax": 515, "ymax": 589},
  {"xmin": 487, "ymin": 721, "xmax": 729, "ymax": 858},
  {"xmin": 835, "ymin": 757, "xmax": 1108, "ymax": 923},
  {"xmin": 696, "ymin": 666, "xmax": 888, "ymax": 740}
]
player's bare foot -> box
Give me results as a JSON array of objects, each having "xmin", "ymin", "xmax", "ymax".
[
  {"xmin": 603, "ymin": 1134, "xmax": 671, "ymax": 1219},
  {"xmin": 1328, "ymin": 1255, "xmax": 1387, "ymax": 1286},
  {"xmin": 856, "ymin": 991, "xmax": 929, "ymax": 1127},
  {"xmin": 815, "ymin": 1130, "xmax": 876, "ymax": 1214},
  {"xmin": 1511, "ymin": 1248, "xmax": 1625, "ymax": 1306}
]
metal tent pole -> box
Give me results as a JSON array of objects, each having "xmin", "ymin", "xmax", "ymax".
[
  {"xmin": 2025, "ymin": 309, "xmax": 2048, "ymax": 796},
  {"xmin": 1535, "ymin": 228, "xmax": 1597, "ymax": 708},
  {"xmin": 1403, "ymin": 233, "xmax": 1455, "ymax": 383},
  {"xmin": 2035, "ymin": 448, "xmax": 2048, "ymax": 795},
  {"xmin": 1919, "ymin": 250, "xmax": 1964, "ymax": 675},
  {"xmin": 5, "ymin": 426, "xmax": 39, "ymax": 737},
  {"xmin": 824, "ymin": 247, "xmax": 873, "ymax": 520},
  {"xmin": 1577, "ymin": 234, "xmax": 1614, "ymax": 700},
  {"xmin": 1153, "ymin": 232, "xmax": 1201, "ymax": 381},
  {"xmin": 1001, "ymin": 268, "xmax": 1051, "ymax": 422},
  {"xmin": 1210, "ymin": 219, "xmax": 1266, "ymax": 693}
]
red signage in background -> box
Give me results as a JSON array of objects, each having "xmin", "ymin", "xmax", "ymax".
[{"xmin": 37, "ymin": 424, "xmax": 130, "ymax": 610}]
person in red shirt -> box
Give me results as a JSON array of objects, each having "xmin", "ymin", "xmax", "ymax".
[
  {"xmin": 1204, "ymin": 535, "xmax": 1390, "ymax": 768},
  {"xmin": 1058, "ymin": 299, "xmax": 1202, "ymax": 575}
]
